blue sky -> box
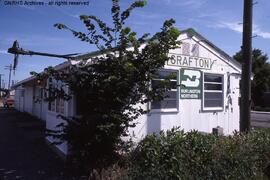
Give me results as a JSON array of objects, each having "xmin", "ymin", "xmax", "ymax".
[{"xmin": 1, "ymin": 0, "xmax": 270, "ymax": 87}]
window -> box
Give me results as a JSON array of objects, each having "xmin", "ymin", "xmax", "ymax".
[
  {"xmin": 59, "ymin": 98, "xmax": 65, "ymax": 114},
  {"xmin": 203, "ymin": 73, "xmax": 224, "ymax": 110},
  {"xmin": 47, "ymin": 78, "xmax": 65, "ymax": 114},
  {"xmin": 56, "ymin": 97, "xmax": 65, "ymax": 114},
  {"xmin": 151, "ymin": 70, "xmax": 178, "ymax": 110}
]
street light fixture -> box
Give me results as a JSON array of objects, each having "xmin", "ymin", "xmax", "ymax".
[{"xmin": 8, "ymin": 40, "xmax": 79, "ymax": 70}]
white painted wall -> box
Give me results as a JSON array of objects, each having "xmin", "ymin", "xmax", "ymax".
[
  {"xmin": 46, "ymin": 111, "xmax": 68, "ymax": 154},
  {"xmin": 33, "ymin": 86, "xmax": 41, "ymax": 119},
  {"xmin": 14, "ymin": 88, "xmax": 21, "ymax": 111},
  {"xmin": 45, "ymin": 86, "xmax": 74, "ymax": 155},
  {"xmin": 14, "ymin": 86, "xmax": 26, "ymax": 112},
  {"xmin": 41, "ymin": 99, "xmax": 47, "ymax": 121},
  {"xmin": 23, "ymin": 86, "xmax": 34, "ymax": 114}
]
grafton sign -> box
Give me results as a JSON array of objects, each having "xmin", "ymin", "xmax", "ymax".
[{"xmin": 167, "ymin": 53, "xmax": 216, "ymax": 70}]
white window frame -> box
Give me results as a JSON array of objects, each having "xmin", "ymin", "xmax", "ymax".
[
  {"xmin": 47, "ymin": 78, "xmax": 65, "ymax": 115},
  {"xmin": 150, "ymin": 69, "xmax": 179, "ymax": 113},
  {"xmin": 202, "ymin": 72, "xmax": 224, "ymax": 111}
]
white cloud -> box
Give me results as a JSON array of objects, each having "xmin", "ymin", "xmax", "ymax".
[
  {"xmin": 213, "ymin": 21, "xmax": 270, "ymax": 40},
  {"xmin": 258, "ymin": 32, "xmax": 270, "ymax": 38},
  {"xmin": 0, "ymin": 50, "xmax": 8, "ymax": 54},
  {"xmin": 253, "ymin": 25, "xmax": 270, "ymax": 39},
  {"xmin": 69, "ymin": 14, "xmax": 80, "ymax": 19},
  {"xmin": 216, "ymin": 21, "xmax": 243, "ymax": 33}
]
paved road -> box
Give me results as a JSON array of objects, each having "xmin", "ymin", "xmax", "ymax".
[
  {"xmin": 0, "ymin": 109, "xmax": 73, "ymax": 180},
  {"xmin": 251, "ymin": 111, "xmax": 270, "ymax": 128}
]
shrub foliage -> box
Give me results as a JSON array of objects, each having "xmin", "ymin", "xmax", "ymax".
[{"xmin": 127, "ymin": 128, "xmax": 270, "ymax": 179}]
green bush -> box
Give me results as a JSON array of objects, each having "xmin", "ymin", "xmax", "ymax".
[{"xmin": 127, "ymin": 128, "xmax": 270, "ymax": 180}]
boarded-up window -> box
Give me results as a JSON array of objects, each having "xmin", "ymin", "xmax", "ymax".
[
  {"xmin": 191, "ymin": 44, "xmax": 199, "ymax": 57},
  {"xmin": 182, "ymin": 43, "xmax": 190, "ymax": 56}
]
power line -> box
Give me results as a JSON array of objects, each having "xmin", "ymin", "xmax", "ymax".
[{"xmin": 4, "ymin": 64, "xmax": 12, "ymax": 90}]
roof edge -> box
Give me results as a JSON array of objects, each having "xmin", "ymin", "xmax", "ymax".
[{"xmin": 182, "ymin": 28, "xmax": 242, "ymax": 69}]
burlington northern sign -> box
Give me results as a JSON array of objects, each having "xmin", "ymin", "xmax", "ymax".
[
  {"xmin": 167, "ymin": 53, "xmax": 216, "ymax": 70},
  {"xmin": 180, "ymin": 69, "xmax": 202, "ymax": 99}
]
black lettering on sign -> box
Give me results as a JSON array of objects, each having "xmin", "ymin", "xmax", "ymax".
[
  {"xmin": 183, "ymin": 57, "xmax": 188, "ymax": 66},
  {"xmin": 167, "ymin": 54, "xmax": 215, "ymax": 70},
  {"xmin": 170, "ymin": 55, "xmax": 176, "ymax": 65},
  {"xmin": 199, "ymin": 58, "xmax": 204, "ymax": 67},
  {"xmin": 177, "ymin": 55, "xmax": 182, "ymax": 65}
]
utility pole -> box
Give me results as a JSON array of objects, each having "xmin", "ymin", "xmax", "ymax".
[
  {"xmin": 0, "ymin": 74, "xmax": 4, "ymax": 89},
  {"xmin": 240, "ymin": 0, "xmax": 253, "ymax": 132},
  {"xmin": 5, "ymin": 64, "xmax": 12, "ymax": 90},
  {"xmin": 0, "ymin": 74, "xmax": 4, "ymax": 97},
  {"xmin": 2, "ymin": 80, "xmax": 5, "ymax": 89}
]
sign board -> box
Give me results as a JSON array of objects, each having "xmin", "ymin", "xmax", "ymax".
[
  {"xmin": 167, "ymin": 53, "xmax": 216, "ymax": 70},
  {"xmin": 180, "ymin": 69, "xmax": 202, "ymax": 99}
]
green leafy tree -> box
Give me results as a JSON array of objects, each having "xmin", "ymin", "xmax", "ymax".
[
  {"xmin": 233, "ymin": 49, "xmax": 270, "ymax": 106},
  {"xmin": 35, "ymin": 0, "xmax": 180, "ymax": 173}
]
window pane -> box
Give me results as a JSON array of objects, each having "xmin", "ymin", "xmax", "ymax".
[
  {"xmin": 170, "ymin": 81, "xmax": 177, "ymax": 89},
  {"xmin": 203, "ymin": 73, "xmax": 223, "ymax": 109},
  {"xmin": 155, "ymin": 70, "xmax": 177, "ymax": 80},
  {"xmin": 205, "ymin": 92, "xmax": 222, "ymax": 100},
  {"xmin": 152, "ymin": 80, "xmax": 162, "ymax": 88},
  {"xmin": 204, "ymin": 92, "xmax": 223, "ymax": 107},
  {"xmin": 152, "ymin": 100, "xmax": 177, "ymax": 109},
  {"xmin": 164, "ymin": 91, "xmax": 177, "ymax": 99},
  {"xmin": 204, "ymin": 99, "xmax": 223, "ymax": 107},
  {"xmin": 152, "ymin": 78, "xmax": 177, "ymax": 89},
  {"xmin": 204, "ymin": 83, "xmax": 222, "ymax": 90},
  {"xmin": 204, "ymin": 74, "xmax": 222, "ymax": 82}
]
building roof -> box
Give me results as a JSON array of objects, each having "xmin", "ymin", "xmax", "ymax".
[
  {"xmin": 72, "ymin": 28, "xmax": 242, "ymax": 69},
  {"xmin": 12, "ymin": 61, "xmax": 71, "ymax": 88},
  {"xmin": 12, "ymin": 28, "xmax": 242, "ymax": 88}
]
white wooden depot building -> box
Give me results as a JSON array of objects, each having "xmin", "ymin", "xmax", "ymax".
[{"xmin": 13, "ymin": 28, "xmax": 242, "ymax": 155}]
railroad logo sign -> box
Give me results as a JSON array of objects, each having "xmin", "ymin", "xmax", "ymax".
[{"xmin": 180, "ymin": 69, "xmax": 202, "ymax": 99}]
